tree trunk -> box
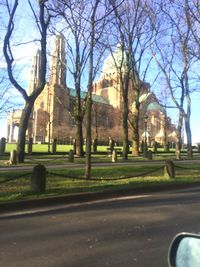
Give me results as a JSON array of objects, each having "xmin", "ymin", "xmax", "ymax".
[
  {"xmin": 85, "ymin": 95, "xmax": 92, "ymax": 179},
  {"xmin": 3, "ymin": 1, "xmax": 48, "ymax": 163},
  {"xmin": 185, "ymin": 117, "xmax": 193, "ymax": 158},
  {"xmin": 17, "ymin": 101, "xmax": 34, "ymax": 163},
  {"xmin": 163, "ymin": 114, "xmax": 168, "ymax": 152},
  {"xmin": 122, "ymin": 105, "xmax": 129, "ymax": 160},
  {"xmin": 175, "ymin": 111, "xmax": 183, "ymax": 160},
  {"xmin": 76, "ymin": 118, "xmax": 84, "ymax": 157},
  {"xmin": 131, "ymin": 104, "xmax": 140, "ymax": 156},
  {"xmin": 122, "ymin": 85, "xmax": 129, "ymax": 160},
  {"xmin": 84, "ymin": 1, "xmax": 98, "ymax": 179}
]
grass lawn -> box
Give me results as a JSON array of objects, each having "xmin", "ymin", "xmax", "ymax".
[
  {"xmin": 3, "ymin": 143, "xmax": 198, "ymax": 165},
  {"xmin": 5, "ymin": 143, "xmax": 74, "ymax": 153},
  {"xmin": 0, "ymin": 163, "xmax": 200, "ymax": 203},
  {"xmin": 5, "ymin": 143, "xmax": 185, "ymax": 154},
  {"xmin": 5, "ymin": 143, "xmax": 116, "ymax": 153}
]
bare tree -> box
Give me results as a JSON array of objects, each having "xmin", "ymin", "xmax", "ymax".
[
  {"xmin": 152, "ymin": 0, "xmax": 197, "ymax": 158},
  {"xmin": 185, "ymin": 0, "xmax": 200, "ymax": 62},
  {"xmin": 51, "ymin": 0, "xmax": 111, "ymax": 178},
  {"xmin": 0, "ymin": 66, "xmax": 17, "ymax": 117},
  {"xmin": 108, "ymin": 0, "xmax": 155, "ymax": 157},
  {"xmin": 49, "ymin": 0, "xmax": 90, "ymax": 157},
  {"xmin": 3, "ymin": 0, "xmax": 51, "ymax": 162},
  {"xmin": 0, "ymin": 14, "xmax": 21, "ymax": 121},
  {"xmin": 83, "ymin": 0, "xmax": 118, "ymax": 178},
  {"xmin": 50, "ymin": 0, "xmax": 113, "ymax": 160},
  {"xmin": 154, "ymin": 85, "xmax": 176, "ymax": 150}
]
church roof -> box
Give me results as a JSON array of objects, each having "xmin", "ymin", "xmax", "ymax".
[
  {"xmin": 146, "ymin": 101, "xmax": 165, "ymax": 113},
  {"xmin": 68, "ymin": 88, "xmax": 86, "ymax": 99},
  {"xmin": 68, "ymin": 88, "xmax": 110, "ymax": 105},
  {"xmin": 92, "ymin": 94, "xmax": 110, "ymax": 105}
]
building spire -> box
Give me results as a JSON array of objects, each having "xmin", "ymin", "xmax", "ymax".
[
  {"xmin": 28, "ymin": 49, "xmax": 41, "ymax": 94},
  {"xmin": 50, "ymin": 33, "xmax": 66, "ymax": 87}
]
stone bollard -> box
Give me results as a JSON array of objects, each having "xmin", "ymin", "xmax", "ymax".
[
  {"xmin": 164, "ymin": 142, "xmax": 170, "ymax": 152},
  {"xmin": 9, "ymin": 150, "xmax": 17, "ymax": 164},
  {"xmin": 140, "ymin": 141, "xmax": 144, "ymax": 153},
  {"xmin": 0, "ymin": 137, "xmax": 6, "ymax": 155},
  {"xmin": 147, "ymin": 150, "xmax": 153, "ymax": 160},
  {"xmin": 52, "ymin": 138, "xmax": 57, "ymax": 154},
  {"xmin": 164, "ymin": 160, "xmax": 175, "ymax": 179},
  {"xmin": 68, "ymin": 149, "xmax": 74, "ymax": 162},
  {"xmin": 109, "ymin": 137, "xmax": 115, "ymax": 154},
  {"xmin": 92, "ymin": 139, "xmax": 98, "ymax": 154},
  {"xmin": 31, "ymin": 164, "xmax": 46, "ymax": 193},
  {"xmin": 28, "ymin": 138, "xmax": 33, "ymax": 155},
  {"xmin": 112, "ymin": 149, "xmax": 117, "ymax": 162},
  {"xmin": 143, "ymin": 148, "xmax": 148, "ymax": 158},
  {"xmin": 153, "ymin": 141, "xmax": 158, "ymax": 153},
  {"xmin": 73, "ymin": 139, "xmax": 76, "ymax": 154}
]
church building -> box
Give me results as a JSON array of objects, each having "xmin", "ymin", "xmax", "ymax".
[{"xmin": 7, "ymin": 35, "xmax": 177, "ymax": 146}]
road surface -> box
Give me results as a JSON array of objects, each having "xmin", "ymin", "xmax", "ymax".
[{"xmin": 1, "ymin": 187, "xmax": 200, "ymax": 267}]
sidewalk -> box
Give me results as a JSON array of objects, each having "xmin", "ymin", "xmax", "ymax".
[{"xmin": 1, "ymin": 182, "xmax": 199, "ymax": 215}]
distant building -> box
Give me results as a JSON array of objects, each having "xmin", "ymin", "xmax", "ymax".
[{"xmin": 7, "ymin": 35, "xmax": 177, "ymax": 145}]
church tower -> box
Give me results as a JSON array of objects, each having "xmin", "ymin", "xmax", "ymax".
[
  {"xmin": 47, "ymin": 33, "xmax": 70, "ymax": 141},
  {"xmin": 29, "ymin": 49, "xmax": 41, "ymax": 94},
  {"xmin": 50, "ymin": 33, "xmax": 66, "ymax": 87},
  {"xmin": 28, "ymin": 34, "xmax": 70, "ymax": 143}
]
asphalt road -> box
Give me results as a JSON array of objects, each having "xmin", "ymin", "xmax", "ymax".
[{"xmin": 1, "ymin": 187, "xmax": 200, "ymax": 267}]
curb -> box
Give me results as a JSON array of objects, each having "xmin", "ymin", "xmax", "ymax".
[{"xmin": 1, "ymin": 183, "xmax": 200, "ymax": 214}]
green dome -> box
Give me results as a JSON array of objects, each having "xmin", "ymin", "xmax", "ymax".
[
  {"xmin": 146, "ymin": 102, "xmax": 165, "ymax": 112},
  {"xmin": 101, "ymin": 44, "xmax": 127, "ymax": 75}
]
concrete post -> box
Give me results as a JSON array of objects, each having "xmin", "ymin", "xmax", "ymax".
[
  {"xmin": 52, "ymin": 138, "xmax": 57, "ymax": 154},
  {"xmin": 73, "ymin": 139, "xmax": 76, "ymax": 154},
  {"xmin": 164, "ymin": 160, "xmax": 175, "ymax": 178},
  {"xmin": 140, "ymin": 141, "xmax": 144, "ymax": 153},
  {"xmin": 109, "ymin": 137, "xmax": 114, "ymax": 154},
  {"xmin": 197, "ymin": 144, "xmax": 200, "ymax": 153},
  {"xmin": 164, "ymin": 142, "xmax": 170, "ymax": 152},
  {"xmin": 68, "ymin": 149, "xmax": 74, "ymax": 162},
  {"xmin": 31, "ymin": 164, "xmax": 46, "ymax": 193},
  {"xmin": 153, "ymin": 141, "xmax": 158, "ymax": 153},
  {"xmin": 147, "ymin": 150, "xmax": 153, "ymax": 160},
  {"xmin": 0, "ymin": 137, "xmax": 6, "ymax": 155},
  {"xmin": 112, "ymin": 149, "xmax": 117, "ymax": 162},
  {"xmin": 92, "ymin": 139, "xmax": 98, "ymax": 153}
]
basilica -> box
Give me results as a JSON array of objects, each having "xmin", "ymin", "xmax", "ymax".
[{"xmin": 7, "ymin": 35, "xmax": 177, "ymax": 146}]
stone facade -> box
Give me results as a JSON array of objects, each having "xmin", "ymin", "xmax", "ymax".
[{"xmin": 7, "ymin": 109, "xmax": 21, "ymax": 143}]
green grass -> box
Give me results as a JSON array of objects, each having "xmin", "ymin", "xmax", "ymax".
[
  {"xmin": 5, "ymin": 143, "xmax": 113, "ymax": 153},
  {"xmin": 0, "ymin": 163, "xmax": 200, "ymax": 203},
  {"xmin": 5, "ymin": 144, "xmax": 74, "ymax": 153},
  {"xmin": 1, "ymin": 145, "xmax": 200, "ymax": 169},
  {"xmin": 5, "ymin": 143, "xmax": 189, "ymax": 154}
]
